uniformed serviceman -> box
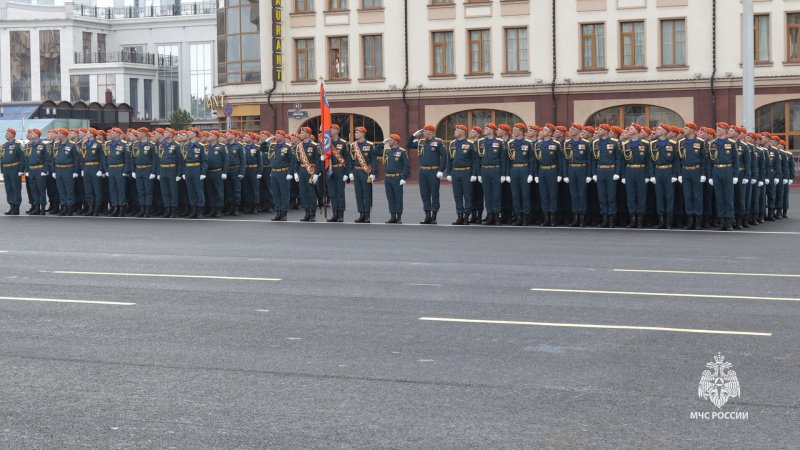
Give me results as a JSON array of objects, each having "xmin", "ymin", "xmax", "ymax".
[
  {"xmin": 676, "ymin": 123, "xmax": 706, "ymax": 230},
  {"xmin": 181, "ymin": 127, "xmax": 208, "ymax": 219},
  {"xmin": 51, "ymin": 129, "xmax": 80, "ymax": 216},
  {"xmin": 497, "ymin": 124, "xmax": 514, "ymax": 225},
  {"xmin": 533, "ymin": 124, "xmax": 563, "ymax": 227},
  {"xmin": 620, "ymin": 124, "xmax": 650, "ymax": 228},
  {"xmin": 295, "ymin": 127, "xmax": 321, "ymax": 222},
  {"xmin": 103, "ymin": 128, "xmax": 128, "ymax": 217},
  {"xmin": 131, "ymin": 128, "xmax": 157, "ymax": 218},
  {"xmin": 267, "ymin": 130, "xmax": 294, "ymax": 221},
  {"xmin": 349, "ymin": 126, "xmax": 379, "ymax": 224},
  {"xmin": 731, "ymin": 126, "xmax": 752, "ymax": 229},
  {"xmin": 258, "ymin": 131, "xmax": 274, "ymax": 213},
  {"xmin": 326, "ymin": 124, "xmax": 350, "ymax": 222},
  {"xmin": 505, "ymin": 123, "xmax": 534, "ymax": 226},
  {"xmin": 1, "ymin": 128, "xmax": 25, "ymax": 215},
  {"xmin": 740, "ymin": 128, "xmax": 757, "ymax": 227},
  {"xmin": 79, "ymin": 128, "xmax": 106, "ymax": 216},
  {"xmin": 780, "ymin": 139, "xmax": 793, "ymax": 218},
  {"xmin": 23, "ymin": 129, "xmax": 49, "ymax": 215},
  {"xmin": 772, "ymin": 135, "xmax": 789, "ymax": 220},
  {"xmin": 240, "ymin": 132, "xmax": 263, "ymax": 215},
  {"xmin": 591, "ymin": 124, "xmax": 622, "ymax": 228},
  {"xmin": 407, "ymin": 124, "xmax": 446, "ymax": 224},
  {"xmin": 468, "ymin": 126, "xmax": 485, "ymax": 223},
  {"xmin": 564, "ymin": 123, "xmax": 592, "ymax": 227},
  {"xmin": 204, "ymin": 131, "xmax": 229, "ymax": 217},
  {"xmin": 648, "ymin": 124, "xmax": 679, "ymax": 229},
  {"xmin": 746, "ymin": 132, "xmax": 765, "ymax": 225},
  {"xmin": 445, "ymin": 124, "xmax": 478, "ymax": 225},
  {"xmin": 383, "ymin": 134, "xmax": 410, "ymax": 224},
  {"xmin": 477, "ymin": 124, "xmax": 506, "ymax": 225},
  {"xmin": 708, "ymin": 123, "xmax": 740, "ymax": 231},
  {"xmin": 223, "ymin": 130, "xmax": 245, "ymax": 216},
  {"xmin": 156, "ymin": 128, "xmax": 181, "ymax": 218}
]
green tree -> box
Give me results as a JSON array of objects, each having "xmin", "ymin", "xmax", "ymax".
[{"xmin": 169, "ymin": 108, "xmax": 193, "ymax": 131}]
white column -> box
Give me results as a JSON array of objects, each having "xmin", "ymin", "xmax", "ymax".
[
  {"xmin": 30, "ymin": 30, "xmax": 41, "ymax": 102},
  {"xmin": 742, "ymin": 0, "xmax": 755, "ymax": 130}
]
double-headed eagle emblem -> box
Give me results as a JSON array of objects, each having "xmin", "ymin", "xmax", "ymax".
[{"xmin": 698, "ymin": 353, "xmax": 740, "ymax": 408}]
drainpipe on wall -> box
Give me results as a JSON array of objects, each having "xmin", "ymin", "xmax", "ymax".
[
  {"xmin": 711, "ymin": 0, "xmax": 717, "ymax": 124},
  {"xmin": 267, "ymin": 81, "xmax": 277, "ymax": 131},
  {"xmin": 551, "ymin": 0, "xmax": 557, "ymax": 122},
  {"xmin": 402, "ymin": 0, "xmax": 409, "ymax": 135}
]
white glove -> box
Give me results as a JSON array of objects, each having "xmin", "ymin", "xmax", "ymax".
[
  {"xmin": 750, "ymin": 179, "xmax": 756, "ymax": 185},
  {"xmin": 149, "ymin": 174, "xmax": 156, "ymax": 180},
  {"xmin": 348, "ymin": 173, "xmax": 354, "ymax": 181},
  {"xmin": 0, "ymin": 174, "xmax": 3, "ymax": 181},
  {"xmin": 176, "ymin": 176, "xmax": 181, "ymax": 182},
  {"xmin": 527, "ymin": 175, "xmax": 533, "ymax": 184},
  {"xmin": 320, "ymin": 155, "xmax": 325, "ymax": 161},
  {"xmin": 52, "ymin": 173, "xmax": 56, "ymax": 179},
  {"xmin": 257, "ymin": 174, "xmax": 263, "ymax": 179},
  {"xmin": 132, "ymin": 172, "xmax": 137, "ymax": 179},
  {"xmin": 446, "ymin": 175, "xmax": 452, "ymax": 182},
  {"xmin": 709, "ymin": 179, "xmax": 714, "ymax": 186},
  {"xmin": 586, "ymin": 177, "xmax": 592, "ymax": 183},
  {"xmin": 399, "ymin": 179, "xmax": 406, "ymax": 186},
  {"xmin": 312, "ymin": 174, "xmax": 318, "ymax": 184},
  {"xmin": 343, "ymin": 175, "xmax": 349, "ymax": 182},
  {"xmin": 72, "ymin": 173, "xmax": 78, "ymax": 179},
  {"xmin": 784, "ymin": 179, "xmax": 789, "ymax": 185},
  {"xmin": 200, "ymin": 175, "xmax": 206, "ymax": 181},
  {"xmin": 157, "ymin": 175, "xmax": 161, "ymax": 180},
  {"xmin": 765, "ymin": 178, "xmax": 770, "ymax": 185},
  {"xmin": 123, "ymin": 173, "xmax": 128, "ymax": 178},
  {"xmin": 500, "ymin": 176, "xmax": 506, "ymax": 183},
  {"xmin": 612, "ymin": 174, "xmax": 620, "ymax": 181},
  {"xmin": 774, "ymin": 178, "xmax": 779, "ymax": 185},
  {"xmin": 286, "ymin": 174, "xmax": 293, "ymax": 180},
  {"xmin": 477, "ymin": 176, "xmax": 482, "ymax": 183},
  {"xmin": 293, "ymin": 173, "xmax": 299, "ymax": 182},
  {"xmin": 436, "ymin": 171, "xmax": 444, "ymax": 179},
  {"xmin": 564, "ymin": 177, "xmax": 569, "ymax": 184},
  {"xmin": 678, "ymin": 176, "xmax": 683, "ymax": 184},
  {"xmin": 470, "ymin": 176, "xmax": 477, "ymax": 182},
  {"xmin": 650, "ymin": 177, "xmax": 656, "ymax": 184},
  {"xmin": 414, "ymin": 128, "xmax": 424, "ymax": 137},
  {"xmin": 671, "ymin": 177, "xmax": 678, "ymax": 183},
  {"xmin": 369, "ymin": 174, "xmax": 375, "ymax": 183},
  {"xmin": 621, "ymin": 178, "xmax": 626, "ymax": 185},
  {"xmin": 24, "ymin": 172, "xmax": 29, "ymax": 177},
  {"xmin": 742, "ymin": 178, "xmax": 748, "ymax": 185},
  {"xmin": 534, "ymin": 176, "xmax": 539, "ymax": 184},
  {"xmin": 81, "ymin": 171, "xmax": 85, "ymax": 177},
  {"xmin": 758, "ymin": 181, "xmax": 764, "ymax": 187},
  {"xmin": 41, "ymin": 172, "xmax": 47, "ymax": 177},
  {"xmin": 733, "ymin": 177, "xmax": 738, "ymax": 185},
  {"xmin": 182, "ymin": 175, "xmax": 186, "ymax": 180},
  {"xmin": 700, "ymin": 175, "xmax": 707, "ymax": 183},
  {"xmin": 503, "ymin": 177, "xmax": 510, "ymax": 184},
  {"xmin": 238, "ymin": 174, "xmax": 244, "ymax": 179},
  {"xmin": 557, "ymin": 176, "xmax": 563, "ymax": 182},
  {"xmin": 221, "ymin": 173, "xmax": 227, "ymax": 180},
  {"xmin": 97, "ymin": 171, "xmax": 103, "ymax": 178},
  {"xmin": 592, "ymin": 175, "xmax": 597, "ymax": 182}
]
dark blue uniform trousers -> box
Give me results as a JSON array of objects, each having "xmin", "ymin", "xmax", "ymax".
[
  {"xmin": 418, "ymin": 168, "xmax": 440, "ymax": 212},
  {"xmin": 712, "ymin": 166, "xmax": 735, "ymax": 218},
  {"xmin": 480, "ymin": 167, "xmax": 502, "ymax": 214},
  {"xmin": 107, "ymin": 168, "xmax": 127, "ymax": 206},
  {"xmin": 159, "ymin": 169, "xmax": 179, "ymax": 207},
  {"xmin": 298, "ymin": 170, "xmax": 316, "ymax": 210},
  {"xmin": 625, "ymin": 168, "xmax": 647, "ymax": 215},
  {"xmin": 451, "ymin": 170, "xmax": 472, "ymax": 214},
  {"xmin": 184, "ymin": 167, "xmax": 205, "ymax": 207},
  {"xmin": 55, "ymin": 169, "xmax": 76, "ymax": 206},
  {"xmin": 270, "ymin": 169, "xmax": 291, "ymax": 211},
  {"xmin": 2, "ymin": 169, "xmax": 22, "ymax": 205},
  {"xmin": 353, "ymin": 170, "xmax": 372, "ymax": 212},
  {"xmin": 654, "ymin": 169, "xmax": 674, "ymax": 216},
  {"xmin": 509, "ymin": 167, "xmax": 531, "ymax": 214},
  {"xmin": 568, "ymin": 165, "xmax": 589, "ymax": 214},
  {"xmin": 538, "ymin": 168, "xmax": 559, "ymax": 214},
  {"xmin": 385, "ymin": 175, "xmax": 404, "ymax": 214},
  {"xmin": 681, "ymin": 169, "xmax": 703, "ymax": 216},
  {"xmin": 596, "ymin": 168, "xmax": 617, "ymax": 215},
  {"xmin": 205, "ymin": 170, "xmax": 224, "ymax": 208},
  {"xmin": 135, "ymin": 169, "xmax": 155, "ymax": 207},
  {"xmin": 83, "ymin": 169, "xmax": 102, "ymax": 205},
  {"xmin": 28, "ymin": 172, "xmax": 47, "ymax": 206},
  {"xmin": 328, "ymin": 167, "xmax": 346, "ymax": 211}
]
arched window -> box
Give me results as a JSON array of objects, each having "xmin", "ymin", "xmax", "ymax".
[
  {"xmin": 301, "ymin": 113, "xmax": 384, "ymax": 143},
  {"xmin": 756, "ymin": 100, "xmax": 800, "ymax": 151},
  {"xmin": 436, "ymin": 109, "xmax": 525, "ymax": 142},
  {"xmin": 585, "ymin": 105, "xmax": 684, "ymax": 129}
]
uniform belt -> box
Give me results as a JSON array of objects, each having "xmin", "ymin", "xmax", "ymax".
[
  {"xmin": 160, "ymin": 164, "xmax": 176, "ymax": 168},
  {"xmin": 246, "ymin": 164, "xmax": 258, "ymax": 168},
  {"xmin": 626, "ymin": 164, "xmax": 645, "ymax": 168},
  {"xmin": 108, "ymin": 163, "xmax": 125, "ymax": 168},
  {"xmin": 385, "ymin": 173, "xmax": 402, "ymax": 177},
  {"xmin": 682, "ymin": 164, "xmax": 700, "ymax": 170},
  {"xmin": 56, "ymin": 164, "xmax": 74, "ymax": 168},
  {"xmin": 714, "ymin": 163, "xmax": 732, "ymax": 168},
  {"xmin": 420, "ymin": 165, "xmax": 438, "ymax": 170},
  {"xmin": 136, "ymin": 164, "xmax": 152, "ymax": 169},
  {"xmin": 186, "ymin": 162, "xmax": 201, "ymax": 167},
  {"xmin": 598, "ymin": 164, "xmax": 615, "ymax": 169},
  {"xmin": 512, "ymin": 163, "xmax": 528, "ymax": 168},
  {"xmin": 352, "ymin": 165, "xmax": 363, "ymax": 169},
  {"xmin": 738, "ymin": 167, "xmax": 745, "ymax": 171},
  {"xmin": 482, "ymin": 164, "xmax": 500, "ymax": 169},
  {"xmin": 4, "ymin": 161, "xmax": 20, "ymax": 166},
  {"xmin": 27, "ymin": 164, "xmax": 43, "ymax": 169},
  {"xmin": 656, "ymin": 164, "xmax": 673, "ymax": 169},
  {"xmin": 453, "ymin": 167, "xmax": 470, "ymax": 171},
  {"xmin": 540, "ymin": 164, "xmax": 557, "ymax": 170},
  {"xmin": 273, "ymin": 167, "xmax": 289, "ymax": 172},
  {"xmin": 332, "ymin": 163, "xmax": 344, "ymax": 168},
  {"xmin": 569, "ymin": 163, "xmax": 587, "ymax": 167},
  {"xmin": 207, "ymin": 168, "xmax": 222, "ymax": 173},
  {"xmin": 83, "ymin": 161, "xmax": 100, "ymax": 166},
  {"xmin": 228, "ymin": 164, "xmax": 240, "ymax": 169}
]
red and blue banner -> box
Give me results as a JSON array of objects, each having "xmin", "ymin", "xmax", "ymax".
[{"xmin": 321, "ymin": 85, "xmax": 333, "ymax": 178}]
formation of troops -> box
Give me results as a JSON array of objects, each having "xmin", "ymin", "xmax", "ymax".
[{"xmin": 0, "ymin": 121, "xmax": 795, "ymax": 230}]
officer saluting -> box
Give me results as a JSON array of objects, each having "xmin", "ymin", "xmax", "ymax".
[
  {"xmin": 446, "ymin": 125, "xmax": 478, "ymax": 225},
  {"xmin": 383, "ymin": 134, "xmax": 410, "ymax": 224},
  {"xmin": 407, "ymin": 125, "xmax": 445, "ymax": 224},
  {"xmin": 1, "ymin": 128, "xmax": 25, "ymax": 215}
]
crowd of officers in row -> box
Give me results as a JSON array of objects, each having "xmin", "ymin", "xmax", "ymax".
[{"xmin": 0, "ymin": 121, "xmax": 795, "ymax": 230}]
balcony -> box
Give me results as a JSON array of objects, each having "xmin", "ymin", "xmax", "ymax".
[
  {"xmin": 74, "ymin": 51, "xmax": 156, "ymax": 65},
  {"xmin": 70, "ymin": 2, "xmax": 215, "ymax": 19}
]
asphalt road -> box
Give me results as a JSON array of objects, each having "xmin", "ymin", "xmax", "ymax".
[{"xmin": 0, "ymin": 184, "xmax": 799, "ymax": 448}]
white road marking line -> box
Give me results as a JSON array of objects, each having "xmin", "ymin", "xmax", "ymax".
[
  {"xmin": 45, "ymin": 271, "xmax": 280, "ymax": 281},
  {"xmin": 530, "ymin": 287, "xmax": 800, "ymax": 302},
  {"xmin": 613, "ymin": 268, "xmax": 800, "ymax": 278},
  {"xmin": 419, "ymin": 317, "xmax": 771, "ymax": 337},
  {"xmin": 0, "ymin": 296, "xmax": 134, "ymax": 306}
]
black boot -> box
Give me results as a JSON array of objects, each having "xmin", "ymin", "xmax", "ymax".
[
  {"xmin": 598, "ymin": 214, "xmax": 608, "ymax": 228},
  {"xmin": 271, "ymin": 211, "xmax": 282, "ymax": 221},
  {"xmin": 665, "ymin": 215, "xmax": 672, "ymax": 230},
  {"xmin": 569, "ymin": 213, "xmax": 580, "ymax": 227},
  {"xmin": 143, "ymin": 206, "xmax": 151, "ymax": 218},
  {"xmin": 725, "ymin": 217, "xmax": 733, "ymax": 231},
  {"xmin": 542, "ymin": 213, "xmax": 551, "ymax": 227},
  {"xmin": 337, "ymin": 210, "xmax": 344, "ymax": 222},
  {"xmin": 212, "ymin": 207, "xmax": 221, "ymax": 218},
  {"xmin": 683, "ymin": 216, "xmax": 693, "ymax": 230},
  {"xmin": 247, "ymin": 203, "xmax": 258, "ymax": 215},
  {"xmin": 579, "ymin": 214, "xmax": 586, "ymax": 227},
  {"xmin": 309, "ymin": 210, "xmax": 316, "ymax": 222},
  {"xmin": 608, "ymin": 214, "xmax": 616, "ymax": 228},
  {"xmin": 160, "ymin": 207, "xmax": 170, "ymax": 218},
  {"xmin": 281, "ymin": 211, "xmax": 289, "ymax": 221},
  {"xmin": 766, "ymin": 209, "xmax": 775, "ymax": 221},
  {"xmin": 783, "ymin": 209, "xmax": 788, "ymax": 219},
  {"xmin": 266, "ymin": 202, "xmax": 275, "ymax": 213},
  {"xmin": 187, "ymin": 206, "xmax": 197, "ymax": 219},
  {"xmin": 733, "ymin": 216, "xmax": 743, "ymax": 230},
  {"xmin": 656, "ymin": 216, "xmax": 665, "ymax": 229},
  {"xmin": 420, "ymin": 210, "xmax": 432, "ymax": 224},
  {"xmin": 521, "ymin": 214, "xmax": 530, "ymax": 226},
  {"xmin": 431, "ymin": 211, "xmax": 438, "ymax": 225},
  {"xmin": 6, "ymin": 205, "xmax": 15, "ymax": 215},
  {"xmin": 327, "ymin": 210, "xmax": 338, "ymax": 222},
  {"xmin": 468, "ymin": 210, "xmax": 477, "ymax": 224},
  {"xmin": 66, "ymin": 205, "xmax": 74, "ymax": 216},
  {"xmin": 29, "ymin": 204, "xmax": 41, "ymax": 215},
  {"xmin": 396, "ymin": 214, "xmax": 402, "ymax": 224},
  {"xmin": 386, "ymin": 213, "xmax": 397, "ymax": 224},
  {"xmin": 550, "ymin": 212, "xmax": 558, "ymax": 227},
  {"xmin": 170, "ymin": 207, "xmax": 178, "ymax": 218},
  {"xmin": 452, "ymin": 213, "xmax": 464, "ymax": 225},
  {"xmin": 717, "ymin": 217, "xmax": 727, "ymax": 231},
  {"xmin": 25, "ymin": 204, "xmax": 35, "ymax": 214},
  {"xmin": 300, "ymin": 209, "xmax": 311, "ymax": 222},
  {"xmin": 355, "ymin": 211, "xmax": 365, "ymax": 223},
  {"xmin": 741, "ymin": 215, "xmax": 750, "ymax": 228},
  {"xmin": 364, "ymin": 212, "xmax": 371, "ymax": 223},
  {"xmin": 40, "ymin": 204, "xmax": 47, "ymax": 215},
  {"xmin": 512, "ymin": 214, "xmax": 522, "ymax": 226},
  {"xmin": 92, "ymin": 205, "xmax": 100, "ymax": 216}
]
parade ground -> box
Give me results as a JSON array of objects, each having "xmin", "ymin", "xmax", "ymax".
[{"xmin": 1, "ymin": 184, "xmax": 799, "ymax": 448}]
